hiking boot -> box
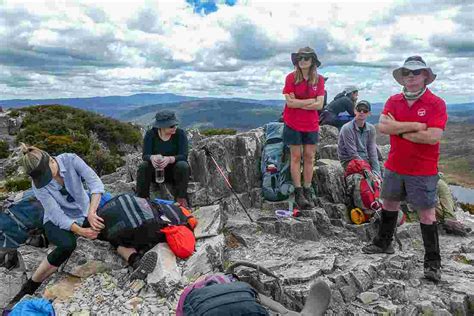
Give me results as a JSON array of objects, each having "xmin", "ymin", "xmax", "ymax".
[
  {"xmin": 361, "ymin": 242, "xmax": 395, "ymax": 254},
  {"xmin": 424, "ymin": 265, "xmax": 442, "ymax": 283},
  {"xmin": 362, "ymin": 210, "xmax": 398, "ymax": 254},
  {"xmin": 295, "ymin": 187, "xmax": 311, "ymax": 210},
  {"xmin": 130, "ymin": 251, "xmax": 157, "ymax": 281},
  {"xmin": 303, "ymin": 187, "xmax": 315, "ymax": 208},
  {"xmin": 442, "ymin": 219, "xmax": 468, "ymax": 236},
  {"xmin": 421, "ymin": 223, "xmax": 442, "ymax": 282}
]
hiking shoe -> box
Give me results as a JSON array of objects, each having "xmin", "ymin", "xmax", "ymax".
[
  {"xmin": 303, "ymin": 187, "xmax": 315, "ymax": 208},
  {"xmin": 424, "ymin": 266, "xmax": 441, "ymax": 282},
  {"xmin": 362, "ymin": 243, "xmax": 395, "ymax": 254},
  {"xmin": 130, "ymin": 251, "xmax": 157, "ymax": 281},
  {"xmin": 295, "ymin": 187, "xmax": 311, "ymax": 210}
]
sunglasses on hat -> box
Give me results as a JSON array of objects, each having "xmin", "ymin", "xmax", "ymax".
[
  {"xmin": 59, "ymin": 186, "xmax": 75, "ymax": 203},
  {"xmin": 401, "ymin": 69, "xmax": 423, "ymax": 76}
]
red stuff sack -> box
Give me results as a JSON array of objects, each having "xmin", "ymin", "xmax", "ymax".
[{"xmin": 161, "ymin": 226, "xmax": 195, "ymax": 259}]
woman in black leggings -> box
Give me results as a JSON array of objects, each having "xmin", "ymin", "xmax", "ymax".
[{"xmin": 7, "ymin": 144, "xmax": 157, "ymax": 308}]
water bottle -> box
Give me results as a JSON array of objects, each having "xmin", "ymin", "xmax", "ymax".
[{"xmin": 155, "ymin": 168, "xmax": 165, "ymax": 183}]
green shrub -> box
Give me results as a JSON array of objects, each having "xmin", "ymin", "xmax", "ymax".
[
  {"xmin": 5, "ymin": 177, "xmax": 31, "ymax": 192},
  {"xmin": 201, "ymin": 128, "xmax": 237, "ymax": 136},
  {"xmin": 14, "ymin": 105, "xmax": 142, "ymax": 175},
  {"xmin": 0, "ymin": 140, "xmax": 9, "ymax": 159}
]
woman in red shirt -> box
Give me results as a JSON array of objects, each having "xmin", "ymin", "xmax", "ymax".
[{"xmin": 282, "ymin": 47, "xmax": 325, "ymax": 209}]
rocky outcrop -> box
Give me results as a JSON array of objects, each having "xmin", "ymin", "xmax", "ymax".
[{"xmin": 1, "ymin": 125, "xmax": 474, "ymax": 315}]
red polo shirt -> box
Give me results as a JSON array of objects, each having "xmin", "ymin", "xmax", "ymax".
[
  {"xmin": 282, "ymin": 72, "xmax": 325, "ymax": 132},
  {"xmin": 382, "ymin": 89, "xmax": 448, "ymax": 176}
]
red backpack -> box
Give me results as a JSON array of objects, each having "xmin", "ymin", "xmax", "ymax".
[{"xmin": 345, "ymin": 160, "xmax": 382, "ymax": 215}]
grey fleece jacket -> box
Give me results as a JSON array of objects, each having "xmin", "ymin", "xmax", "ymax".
[{"xmin": 337, "ymin": 119, "xmax": 381, "ymax": 176}]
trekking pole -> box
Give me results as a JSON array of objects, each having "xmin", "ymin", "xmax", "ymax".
[{"xmin": 201, "ymin": 146, "xmax": 254, "ymax": 222}]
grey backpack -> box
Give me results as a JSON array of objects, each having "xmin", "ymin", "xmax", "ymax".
[{"xmin": 261, "ymin": 122, "xmax": 293, "ymax": 201}]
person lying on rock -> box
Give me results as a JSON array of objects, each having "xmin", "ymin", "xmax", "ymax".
[
  {"xmin": 7, "ymin": 144, "xmax": 157, "ymax": 309},
  {"xmin": 282, "ymin": 46, "xmax": 325, "ymax": 210},
  {"xmin": 337, "ymin": 100, "xmax": 382, "ymax": 179},
  {"xmin": 319, "ymin": 86, "xmax": 358, "ymax": 130},
  {"xmin": 136, "ymin": 110, "xmax": 190, "ymax": 208}
]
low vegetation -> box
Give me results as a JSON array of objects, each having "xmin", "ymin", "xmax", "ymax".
[
  {"xmin": 0, "ymin": 140, "xmax": 9, "ymax": 159},
  {"xmin": 201, "ymin": 128, "xmax": 237, "ymax": 136},
  {"xmin": 14, "ymin": 105, "xmax": 142, "ymax": 176}
]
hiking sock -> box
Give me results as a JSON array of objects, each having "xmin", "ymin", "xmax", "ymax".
[
  {"xmin": 420, "ymin": 223, "xmax": 441, "ymax": 282},
  {"xmin": 8, "ymin": 278, "xmax": 42, "ymax": 308},
  {"xmin": 127, "ymin": 252, "xmax": 142, "ymax": 270}
]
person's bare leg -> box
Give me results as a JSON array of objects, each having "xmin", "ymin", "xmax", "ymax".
[
  {"xmin": 31, "ymin": 258, "xmax": 58, "ymax": 283},
  {"xmin": 302, "ymin": 144, "xmax": 316, "ymax": 186},
  {"xmin": 289, "ymin": 145, "xmax": 302, "ymax": 187},
  {"xmin": 117, "ymin": 246, "xmax": 137, "ymax": 262}
]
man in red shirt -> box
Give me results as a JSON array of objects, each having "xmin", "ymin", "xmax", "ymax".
[{"xmin": 362, "ymin": 56, "xmax": 448, "ymax": 282}]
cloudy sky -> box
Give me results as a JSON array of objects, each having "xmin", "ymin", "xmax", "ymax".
[{"xmin": 1, "ymin": 0, "xmax": 473, "ymax": 103}]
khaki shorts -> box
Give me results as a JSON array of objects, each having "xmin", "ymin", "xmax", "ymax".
[{"xmin": 381, "ymin": 169, "xmax": 439, "ymax": 210}]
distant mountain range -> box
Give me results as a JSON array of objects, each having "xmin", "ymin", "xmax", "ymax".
[{"xmin": 1, "ymin": 93, "xmax": 473, "ymax": 129}]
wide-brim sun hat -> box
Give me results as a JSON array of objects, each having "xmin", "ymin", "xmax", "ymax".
[
  {"xmin": 153, "ymin": 110, "xmax": 179, "ymax": 128},
  {"xmin": 28, "ymin": 152, "xmax": 53, "ymax": 189},
  {"xmin": 291, "ymin": 47, "xmax": 321, "ymax": 67},
  {"xmin": 393, "ymin": 56, "xmax": 437, "ymax": 86}
]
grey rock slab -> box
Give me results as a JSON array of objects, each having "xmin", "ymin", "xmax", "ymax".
[
  {"xmin": 183, "ymin": 234, "xmax": 225, "ymax": 280},
  {"xmin": 313, "ymin": 159, "xmax": 347, "ymax": 204},
  {"xmin": 318, "ymin": 144, "xmax": 339, "ymax": 160},
  {"xmin": 17, "ymin": 245, "xmax": 49, "ymax": 276},
  {"xmin": 358, "ymin": 291, "xmax": 379, "ymax": 304},
  {"xmin": 0, "ymin": 268, "xmax": 26, "ymax": 308},
  {"xmin": 146, "ymin": 243, "xmax": 181, "ymax": 296},
  {"xmin": 193, "ymin": 204, "xmax": 224, "ymax": 239},
  {"xmin": 63, "ymin": 238, "xmax": 126, "ymax": 277},
  {"xmin": 257, "ymin": 217, "xmax": 320, "ymax": 241}
]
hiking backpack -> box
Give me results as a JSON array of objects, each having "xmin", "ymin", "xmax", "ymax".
[
  {"xmin": 97, "ymin": 194, "xmax": 197, "ymax": 251},
  {"xmin": 345, "ymin": 159, "xmax": 382, "ymax": 216},
  {"xmin": 261, "ymin": 122, "xmax": 293, "ymax": 201},
  {"xmin": 0, "ymin": 189, "xmax": 44, "ymax": 250},
  {"xmin": 180, "ymin": 277, "xmax": 269, "ymax": 316}
]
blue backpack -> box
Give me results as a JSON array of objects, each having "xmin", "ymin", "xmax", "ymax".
[
  {"xmin": 261, "ymin": 122, "xmax": 293, "ymax": 201},
  {"xmin": 0, "ymin": 189, "xmax": 44, "ymax": 249},
  {"xmin": 183, "ymin": 281, "xmax": 269, "ymax": 316}
]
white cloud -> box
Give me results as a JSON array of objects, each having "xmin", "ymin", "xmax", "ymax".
[{"xmin": 0, "ymin": 0, "xmax": 472, "ymax": 103}]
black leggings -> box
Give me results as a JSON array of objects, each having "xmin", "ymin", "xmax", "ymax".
[
  {"xmin": 136, "ymin": 160, "xmax": 190, "ymax": 199},
  {"xmin": 43, "ymin": 219, "xmax": 101, "ymax": 267}
]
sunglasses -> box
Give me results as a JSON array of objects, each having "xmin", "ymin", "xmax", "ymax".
[
  {"xmin": 297, "ymin": 55, "xmax": 312, "ymax": 62},
  {"xmin": 357, "ymin": 109, "xmax": 370, "ymax": 113},
  {"xmin": 59, "ymin": 187, "xmax": 75, "ymax": 203},
  {"xmin": 401, "ymin": 69, "xmax": 423, "ymax": 76}
]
